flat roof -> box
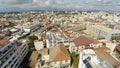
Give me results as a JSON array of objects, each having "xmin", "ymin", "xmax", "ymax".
[{"xmin": 92, "ymin": 25, "xmax": 120, "ymax": 34}]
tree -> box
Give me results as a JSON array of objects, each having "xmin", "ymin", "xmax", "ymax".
[
  {"xmin": 28, "ymin": 40, "xmax": 34, "ymax": 49},
  {"xmin": 71, "ymin": 52, "xmax": 79, "ymax": 68},
  {"xmin": 3, "ymin": 22, "xmax": 15, "ymax": 28},
  {"xmin": 28, "ymin": 35, "xmax": 38, "ymax": 41},
  {"xmin": 28, "ymin": 35, "xmax": 38, "ymax": 49},
  {"xmin": 0, "ymin": 36, "xmax": 4, "ymax": 40},
  {"xmin": 112, "ymin": 36, "xmax": 120, "ymax": 40}
]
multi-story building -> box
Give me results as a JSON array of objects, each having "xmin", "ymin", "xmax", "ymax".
[
  {"xmin": 46, "ymin": 30, "xmax": 69, "ymax": 48},
  {"xmin": 22, "ymin": 21, "xmax": 44, "ymax": 32},
  {"xmin": 87, "ymin": 24, "xmax": 120, "ymax": 40},
  {"xmin": 15, "ymin": 21, "xmax": 44, "ymax": 32},
  {"xmin": 0, "ymin": 37, "xmax": 28, "ymax": 68}
]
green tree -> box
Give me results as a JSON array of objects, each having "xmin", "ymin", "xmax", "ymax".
[
  {"xmin": 28, "ymin": 35, "xmax": 38, "ymax": 49},
  {"xmin": 71, "ymin": 52, "xmax": 79, "ymax": 68},
  {"xmin": 28, "ymin": 40, "xmax": 34, "ymax": 49},
  {"xmin": 28, "ymin": 35, "xmax": 38, "ymax": 41}
]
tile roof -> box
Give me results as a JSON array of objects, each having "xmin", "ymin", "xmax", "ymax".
[
  {"xmin": 73, "ymin": 35, "xmax": 93, "ymax": 46},
  {"xmin": 116, "ymin": 46, "xmax": 120, "ymax": 51},
  {"xmin": 29, "ymin": 51, "xmax": 39, "ymax": 68},
  {"xmin": 95, "ymin": 50, "xmax": 120, "ymax": 67},
  {"xmin": 50, "ymin": 30, "xmax": 57, "ymax": 32},
  {"xmin": 0, "ymin": 37, "xmax": 9, "ymax": 46},
  {"xmin": 93, "ymin": 40, "xmax": 100, "ymax": 44},
  {"xmin": 50, "ymin": 45, "xmax": 71, "ymax": 61}
]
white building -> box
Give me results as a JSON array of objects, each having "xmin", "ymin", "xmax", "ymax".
[
  {"xmin": 16, "ymin": 21, "xmax": 44, "ymax": 32},
  {"xmin": 79, "ymin": 49, "xmax": 113, "ymax": 68},
  {"xmin": 0, "ymin": 38, "xmax": 28, "ymax": 68},
  {"xmin": 34, "ymin": 40, "xmax": 44, "ymax": 51},
  {"xmin": 87, "ymin": 24, "xmax": 120, "ymax": 40},
  {"xmin": 46, "ymin": 31, "xmax": 69, "ymax": 48}
]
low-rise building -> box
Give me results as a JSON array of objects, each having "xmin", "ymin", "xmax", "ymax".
[
  {"xmin": 36, "ymin": 46, "xmax": 71, "ymax": 68},
  {"xmin": 69, "ymin": 35, "xmax": 104, "ymax": 53},
  {"xmin": 79, "ymin": 49, "xmax": 113, "ymax": 68},
  {"xmin": 34, "ymin": 40, "xmax": 44, "ymax": 51}
]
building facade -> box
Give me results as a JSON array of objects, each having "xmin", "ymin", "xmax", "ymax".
[
  {"xmin": 87, "ymin": 24, "xmax": 120, "ymax": 40},
  {"xmin": 0, "ymin": 39, "xmax": 28, "ymax": 68}
]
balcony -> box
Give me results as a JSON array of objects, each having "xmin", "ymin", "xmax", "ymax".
[
  {"xmin": 0, "ymin": 41, "xmax": 11, "ymax": 51},
  {"xmin": 0, "ymin": 45, "xmax": 16, "ymax": 60},
  {"xmin": 1, "ymin": 52, "xmax": 16, "ymax": 68}
]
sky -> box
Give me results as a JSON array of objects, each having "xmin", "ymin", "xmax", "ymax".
[{"xmin": 0, "ymin": 0, "xmax": 120, "ymax": 12}]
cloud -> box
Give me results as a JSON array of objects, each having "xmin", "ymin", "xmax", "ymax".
[{"xmin": 0, "ymin": 0, "xmax": 120, "ymax": 11}]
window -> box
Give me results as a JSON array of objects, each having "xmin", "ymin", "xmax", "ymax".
[
  {"xmin": 8, "ymin": 61, "xmax": 12, "ymax": 64},
  {"xmin": 11, "ymin": 64, "xmax": 13, "ymax": 68}
]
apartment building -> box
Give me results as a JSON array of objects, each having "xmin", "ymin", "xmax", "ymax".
[
  {"xmin": 46, "ymin": 30, "xmax": 69, "ymax": 48},
  {"xmin": 16, "ymin": 21, "xmax": 44, "ymax": 32},
  {"xmin": 0, "ymin": 37, "xmax": 28, "ymax": 68}
]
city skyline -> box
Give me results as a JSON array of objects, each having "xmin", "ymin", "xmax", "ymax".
[{"xmin": 1, "ymin": 0, "xmax": 120, "ymax": 12}]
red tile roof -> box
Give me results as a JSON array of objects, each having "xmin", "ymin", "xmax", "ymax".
[
  {"xmin": 50, "ymin": 45, "xmax": 71, "ymax": 61},
  {"xmin": 0, "ymin": 37, "xmax": 9, "ymax": 45},
  {"xmin": 50, "ymin": 30, "xmax": 57, "ymax": 32},
  {"xmin": 116, "ymin": 46, "xmax": 120, "ymax": 51},
  {"xmin": 95, "ymin": 50, "xmax": 120, "ymax": 67},
  {"xmin": 73, "ymin": 35, "xmax": 93, "ymax": 46}
]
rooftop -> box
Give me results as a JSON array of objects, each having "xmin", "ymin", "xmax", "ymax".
[
  {"xmin": 87, "ymin": 19, "xmax": 98, "ymax": 23},
  {"xmin": 0, "ymin": 37, "xmax": 9, "ymax": 46},
  {"xmin": 79, "ymin": 49, "xmax": 113, "ymax": 68},
  {"xmin": 40, "ymin": 48, "xmax": 49, "ymax": 55},
  {"xmin": 116, "ymin": 45, "xmax": 120, "ymax": 51},
  {"xmin": 95, "ymin": 50, "xmax": 120, "ymax": 67},
  {"xmin": 73, "ymin": 35, "xmax": 93, "ymax": 46},
  {"xmin": 50, "ymin": 45, "xmax": 71, "ymax": 61},
  {"xmin": 91, "ymin": 24, "xmax": 120, "ymax": 34},
  {"xmin": 29, "ymin": 51, "xmax": 39, "ymax": 68},
  {"xmin": 93, "ymin": 40, "xmax": 100, "ymax": 44},
  {"xmin": 93, "ymin": 47, "xmax": 110, "ymax": 51}
]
